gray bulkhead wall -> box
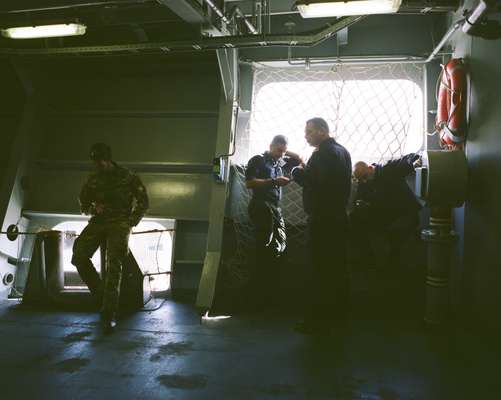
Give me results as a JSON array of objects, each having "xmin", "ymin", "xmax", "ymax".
[
  {"xmin": 240, "ymin": 14, "xmax": 447, "ymax": 62},
  {"xmin": 0, "ymin": 60, "xmax": 28, "ymax": 298},
  {"xmin": 25, "ymin": 55, "xmax": 219, "ymax": 219},
  {"xmin": 0, "ymin": 62, "xmax": 24, "ymax": 229},
  {"xmin": 0, "ymin": 62, "xmax": 23, "ymax": 186},
  {"xmin": 446, "ymin": 1, "xmax": 501, "ymax": 328}
]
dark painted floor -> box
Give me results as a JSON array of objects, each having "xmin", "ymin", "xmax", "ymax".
[{"xmin": 1, "ymin": 295, "xmax": 500, "ymax": 400}]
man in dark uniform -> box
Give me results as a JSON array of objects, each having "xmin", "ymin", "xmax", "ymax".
[
  {"xmin": 292, "ymin": 118, "xmax": 352, "ymax": 334},
  {"xmin": 245, "ymin": 135, "xmax": 302, "ymax": 309},
  {"xmin": 72, "ymin": 143, "xmax": 149, "ymax": 333},
  {"xmin": 352, "ymin": 153, "xmax": 422, "ymax": 270}
]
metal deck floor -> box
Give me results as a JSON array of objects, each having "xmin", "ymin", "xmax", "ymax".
[{"xmin": 0, "ymin": 299, "xmax": 499, "ymax": 400}]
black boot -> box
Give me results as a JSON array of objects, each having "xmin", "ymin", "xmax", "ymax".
[{"xmin": 100, "ymin": 311, "xmax": 117, "ymax": 335}]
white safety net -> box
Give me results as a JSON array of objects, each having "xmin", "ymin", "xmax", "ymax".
[{"xmin": 222, "ymin": 63, "xmax": 425, "ymax": 287}]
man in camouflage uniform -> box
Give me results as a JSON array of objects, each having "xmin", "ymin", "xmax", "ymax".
[{"xmin": 72, "ymin": 143, "xmax": 149, "ymax": 333}]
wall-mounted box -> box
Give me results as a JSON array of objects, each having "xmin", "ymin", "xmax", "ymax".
[{"xmin": 415, "ymin": 150, "xmax": 468, "ymax": 208}]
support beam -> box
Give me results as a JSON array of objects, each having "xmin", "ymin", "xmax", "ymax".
[
  {"xmin": 196, "ymin": 89, "xmax": 237, "ymax": 313},
  {"xmin": 0, "ymin": 61, "xmax": 44, "ymax": 298},
  {"xmin": 0, "ymin": 62, "xmax": 35, "ymax": 252},
  {"xmin": 217, "ymin": 47, "xmax": 238, "ymax": 102},
  {"xmin": 197, "ymin": 24, "xmax": 239, "ymax": 312}
]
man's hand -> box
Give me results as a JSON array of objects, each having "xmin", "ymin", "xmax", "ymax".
[
  {"xmin": 291, "ymin": 166, "xmax": 305, "ymax": 185},
  {"xmin": 94, "ymin": 203, "xmax": 105, "ymax": 215},
  {"xmin": 413, "ymin": 157, "xmax": 423, "ymax": 169},
  {"xmin": 275, "ymin": 176, "xmax": 291, "ymax": 187}
]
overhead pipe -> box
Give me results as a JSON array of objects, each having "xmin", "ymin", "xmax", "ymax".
[
  {"xmin": 0, "ymin": 0, "xmax": 153, "ymax": 13},
  {"xmin": 261, "ymin": 0, "xmax": 267, "ymax": 39},
  {"xmin": 258, "ymin": 0, "xmax": 271, "ymax": 39},
  {"xmin": 425, "ymin": 18, "xmax": 465, "ymax": 63},
  {"xmin": 230, "ymin": 6, "xmax": 258, "ymax": 35},
  {"xmin": 286, "ymin": 50, "xmax": 432, "ymax": 66},
  {"xmin": 285, "ymin": 14, "xmax": 461, "ymax": 68},
  {"xmin": 0, "ymin": 15, "xmax": 363, "ymax": 55},
  {"xmin": 253, "ymin": 0, "xmax": 263, "ymax": 34},
  {"xmin": 283, "ymin": 8, "xmax": 463, "ymax": 68},
  {"xmin": 266, "ymin": 0, "xmax": 271, "ymax": 35},
  {"xmin": 168, "ymin": 1, "xmax": 258, "ymax": 36},
  {"xmin": 203, "ymin": 0, "xmax": 231, "ymax": 26}
]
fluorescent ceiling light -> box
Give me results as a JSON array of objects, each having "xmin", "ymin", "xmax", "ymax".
[
  {"xmin": 1, "ymin": 23, "xmax": 86, "ymax": 39},
  {"xmin": 297, "ymin": 0, "xmax": 402, "ymax": 18}
]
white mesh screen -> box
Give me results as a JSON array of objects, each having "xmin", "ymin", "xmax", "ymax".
[{"xmin": 222, "ymin": 63, "xmax": 425, "ymax": 287}]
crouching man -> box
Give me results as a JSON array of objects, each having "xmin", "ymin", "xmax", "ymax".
[{"xmin": 352, "ymin": 153, "xmax": 422, "ymax": 271}]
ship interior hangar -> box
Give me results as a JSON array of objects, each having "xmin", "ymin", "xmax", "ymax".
[{"xmin": 0, "ymin": 1, "xmax": 501, "ymax": 399}]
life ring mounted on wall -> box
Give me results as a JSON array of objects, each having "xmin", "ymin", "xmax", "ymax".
[{"xmin": 435, "ymin": 58, "xmax": 468, "ymax": 150}]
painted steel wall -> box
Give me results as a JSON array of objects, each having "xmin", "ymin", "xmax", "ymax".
[
  {"xmin": 0, "ymin": 55, "xmax": 219, "ymax": 298},
  {"xmin": 24, "ymin": 55, "xmax": 219, "ymax": 220},
  {"xmin": 0, "ymin": 61, "xmax": 25, "ymax": 298},
  {"xmin": 0, "ymin": 61, "xmax": 24, "ymax": 196},
  {"xmin": 448, "ymin": 4, "xmax": 501, "ymax": 326},
  {"xmin": 241, "ymin": 14, "xmax": 447, "ymax": 62}
]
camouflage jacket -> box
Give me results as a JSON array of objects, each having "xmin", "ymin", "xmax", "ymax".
[{"xmin": 79, "ymin": 163, "xmax": 149, "ymax": 225}]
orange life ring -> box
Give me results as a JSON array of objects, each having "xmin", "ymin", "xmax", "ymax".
[{"xmin": 436, "ymin": 58, "xmax": 467, "ymax": 148}]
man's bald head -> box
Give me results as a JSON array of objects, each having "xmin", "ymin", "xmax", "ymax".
[{"xmin": 353, "ymin": 161, "xmax": 374, "ymax": 182}]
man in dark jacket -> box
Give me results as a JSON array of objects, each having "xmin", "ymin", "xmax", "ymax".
[
  {"xmin": 72, "ymin": 143, "xmax": 149, "ymax": 333},
  {"xmin": 352, "ymin": 153, "xmax": 422, "ymax": 270},
  {"xmin": 245, "ymin": 135, "xmax": 302, "ymax": 309},
  {"xmin": 292, "ymin": 118, "xmax": 352, "ymax": 333}
]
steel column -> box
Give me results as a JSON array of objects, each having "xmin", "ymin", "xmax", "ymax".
[{"xmin": 196, "ymin": 89, "xmax": 236, "ymax": 313}]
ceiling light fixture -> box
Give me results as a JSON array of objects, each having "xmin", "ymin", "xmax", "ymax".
[
  {"xmin": 297, "ymin": 0, "xmax": 402, "ymax": 18},
  {"xmin": 1, "ymin": 23, "xmax": 87, "ymax": 39}
]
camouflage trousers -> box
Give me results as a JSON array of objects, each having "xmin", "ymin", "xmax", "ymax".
[{"xmin": 71, "ymin": 219, "xmax": 131, "ymax": 317}]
